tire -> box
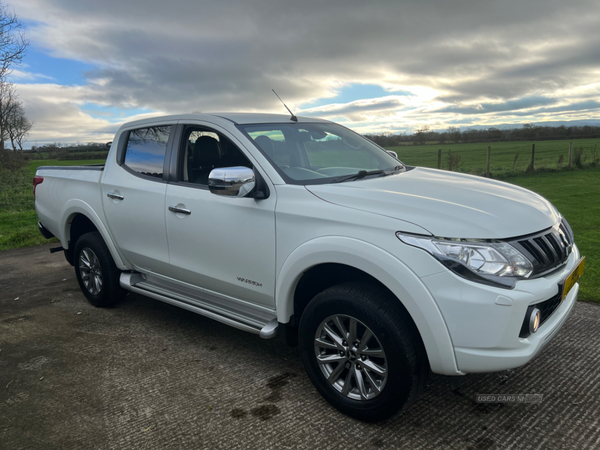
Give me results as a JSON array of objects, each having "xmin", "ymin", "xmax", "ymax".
[
  {"xmin": 74, "ymin": 231, "xmax": 126, "ymax": 307},
  {"xmin": 298, "ymin": 282, "xmax": 428, "ymax": 422},
  {"xmin": 63, "ymin": 248, "xmax": 74, "ymax": 266}
]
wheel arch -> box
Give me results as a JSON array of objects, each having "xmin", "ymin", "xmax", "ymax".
[
  {"xmin": 60, "ymin": 200, "xmax": 128, "ymax": 270},
  {"xmin": 275, "ymin": 236, "xmax": 461, "ymax": 375}
]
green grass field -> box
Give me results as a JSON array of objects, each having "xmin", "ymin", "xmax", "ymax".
[
  {"xmin": 1, "ymin": 156, "xmax": 598, "ymax": 301},
  {"xmin": 506, "ymin": 167, "xmax": 599, "ymax": 301},
  {"xmin": 0, "ymin": 159, "xmax": 106, "ymax": 250},
  {"xmin": 386, "ymin": 138, "xmax": 599, "ymax": 177}
]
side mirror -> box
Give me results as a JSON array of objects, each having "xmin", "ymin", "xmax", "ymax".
[{"xmin": 208, "ymin": 167, "xmax": 256, "ymax": 198}]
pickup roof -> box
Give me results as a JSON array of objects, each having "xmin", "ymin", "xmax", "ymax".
[{"xmin": 35, "ymin": 113, "xmax": 584, "ymax": 421}]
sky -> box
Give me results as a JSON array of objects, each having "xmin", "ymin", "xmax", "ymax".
[{"xmin": 8, "ymin": 0, "xmax": 600, "ymax": 146}]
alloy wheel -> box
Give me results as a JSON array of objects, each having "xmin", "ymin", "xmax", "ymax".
[
  {"xmin": 79, "ymin": 247, "xmax": 103, "ymax": 296},
  {"xmin": 314, "ymin": 314, "xmax": 388, "ymax": 401}
]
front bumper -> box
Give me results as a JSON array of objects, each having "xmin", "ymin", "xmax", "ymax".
[{"xmin": 421, "ymin": 244, "xmax": 581, "ymax": 374}]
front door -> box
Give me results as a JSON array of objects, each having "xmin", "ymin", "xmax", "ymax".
[{"xmin": 164, "ymin": 125, "xmax": 276, "ymax": 308}]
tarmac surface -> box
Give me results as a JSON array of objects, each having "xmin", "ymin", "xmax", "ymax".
[{"xmin": 1, "ymin": 243, "xmax": 599, "ymax": 450}]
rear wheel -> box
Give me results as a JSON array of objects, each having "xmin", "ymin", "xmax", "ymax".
[
  {"xmin": 74, "ymin": 231, "xmax": 126, "ymax": 307},
  {"xmin": 299, "ymin": 282, "xmax": 428, "ymax": 421}
]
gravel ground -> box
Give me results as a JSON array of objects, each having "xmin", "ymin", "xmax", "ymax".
[{"xmin": 1, "ymin": 244, "xmax": 599, "ymax": 450}]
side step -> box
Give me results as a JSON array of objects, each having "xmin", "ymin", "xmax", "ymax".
[{"xmin": 120, "ymin": 273, "xmax": 278, "ymax": 339}]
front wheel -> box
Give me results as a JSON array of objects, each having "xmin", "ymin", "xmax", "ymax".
[
  {"xmin": 74, "ymin": 231, "xmax": 126, "ymax": 307},
  {"xmin": 299, "ymin": 282, "xmax": 428, "ymax": 421}
]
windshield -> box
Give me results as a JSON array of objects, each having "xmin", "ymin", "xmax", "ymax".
[{"xmin": 238, "ymin": 122, "xmax": 404, "ymax": 185}]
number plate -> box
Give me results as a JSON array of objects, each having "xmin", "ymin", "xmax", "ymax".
[{"xmin": 562, "ymin": 256, "xmax": 585, "ymax": 300}]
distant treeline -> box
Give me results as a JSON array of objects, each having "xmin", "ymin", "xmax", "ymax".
[
  {"xmin": 28, "ymin": 142, "xmax": 108, "ymax": 153},
  {"xmin": 24, "ymin": 142, "xmax": 109, "ymax": 160},
  {"xmin": 365, "ymin": 124, "xmax": 600, "ymax": 147}
]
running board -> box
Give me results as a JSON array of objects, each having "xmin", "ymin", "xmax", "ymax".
[{"xmin": 120, "ymin": 273, "xmax": 278, "ymax": 339}]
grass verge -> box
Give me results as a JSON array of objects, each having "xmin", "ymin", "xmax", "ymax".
[{"xmin": 0, "ymin": 159, "xmax": 105, "ymax": 250}]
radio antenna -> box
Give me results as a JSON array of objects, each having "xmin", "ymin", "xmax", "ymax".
[{"xmin": 272, "ymin": 89, "xmax": 298, "ymax": 122}]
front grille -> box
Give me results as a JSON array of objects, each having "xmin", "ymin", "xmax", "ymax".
[
  {"xmin": 509, "ymin": 219, "xmax": 574, "ymax": 277},
  {"xmin": 519, "ymin": 289, "xmax": 563, "ymax": 338}
]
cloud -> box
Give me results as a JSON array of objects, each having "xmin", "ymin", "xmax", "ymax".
[
  {"xmin": 10, "ymin": 0, "xmax": 600, "ymax": 143},
  {"xmin": 434, "ymin": 96, "xmax": 558, "ymax": 115},
  {"xmin": 301, "ymin": 97, "xmax": 409, "ymax": 117},
  {"xmin": 16, "ymin": 83, "xmax": 164, "ymax": 143},
  {"xmin": 496, "ymin": 100, "xmax": 600, "ymax": 117},
  {"xmin": 9, "ymin": 69, "xmax": 55, "ymax": 81}
]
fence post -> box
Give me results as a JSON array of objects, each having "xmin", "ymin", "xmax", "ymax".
[
  {"xmin": 568, "ymin": 142, "xmax": 572, "ymax": 169},
  {"xmin": 529, "ymin": 143, "xmax": 535, "ymax": 171},
  {"xmin": 486, "ymin": 146, "xmax": 491, "ymax": 177},
  {"xmin": 437, "ymin": 149, "xmax": 441, "ymax": 169}
]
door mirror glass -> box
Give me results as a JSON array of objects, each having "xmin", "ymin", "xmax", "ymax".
[{"xmin": 208, "ymin": 167, "xmax": 256, "ymax": 198}]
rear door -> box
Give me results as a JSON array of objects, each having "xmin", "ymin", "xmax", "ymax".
[
  {"xmin": 164, "ymin": 123, "xmax": 277, "ymax": 308},
  {"xmin": 102, "ymin": 124, "xmax": 174, "ymax": 274}
]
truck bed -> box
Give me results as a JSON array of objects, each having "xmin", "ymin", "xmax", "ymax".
[{"xmin": 35, "ymin": 165, "xmax": 107, "ymax": 248}]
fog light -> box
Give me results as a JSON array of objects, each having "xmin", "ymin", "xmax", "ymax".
[{"xmin": 529, "ymin": 308, "xmax": 541, "ymax": 334}]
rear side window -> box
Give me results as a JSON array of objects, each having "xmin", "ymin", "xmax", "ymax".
[{"xmin": 123, "ymin": 126, "xmax": 171, "ymax": 178}]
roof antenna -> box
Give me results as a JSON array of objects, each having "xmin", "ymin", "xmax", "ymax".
[{"xmin": 272, "ymin": 89, "xmax": 298, "ymax": 122}]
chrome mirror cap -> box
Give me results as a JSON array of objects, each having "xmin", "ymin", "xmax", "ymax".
[{"xmin": 208, "ymin": 167, "xmax": 256, "ymax": 198}]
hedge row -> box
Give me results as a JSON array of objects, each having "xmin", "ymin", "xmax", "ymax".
[{"xmin": 56, "ymin": 152, "xmax": 109, "ymax": 160}]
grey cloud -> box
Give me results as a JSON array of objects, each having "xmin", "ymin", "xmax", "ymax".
[
  {"xmin": 493, "ymin": 100, "xmax": 600, "ymax": 117},
  {"xmin": 301, "ymin": 98, "xmax": 407, "ymax": 117},
  {"xmin": 12, "ymin": 0, "xmax": 600, "ymax": 141},
  {"xmin": 434, "ymin": 96, "xmax": 557, "ymax": 115}
]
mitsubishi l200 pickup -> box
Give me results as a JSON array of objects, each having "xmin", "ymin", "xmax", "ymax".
[{"xmin": 34, "ymin": 113, "xmax": 584, "ymax": 421}]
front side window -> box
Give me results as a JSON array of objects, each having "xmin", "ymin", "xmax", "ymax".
[
  {"xmin": 123, "ymin": 126, "xmax": 171, "ymax": 178},
  {"xmin": 179, "ymin": 126, "xmax": 251, "ymax": 186},
  {"xmin": 240, "ymin": 122, "xmax": 402, "ymax": 185}
]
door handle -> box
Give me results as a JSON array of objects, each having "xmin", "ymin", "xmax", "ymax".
[
  {"xmin": 107, "ymin": 192, "xmax": 124, "ymax": 200},
  {"xmin": 168, "ymin": 205, "xmax": 191, "ymax": 215}
]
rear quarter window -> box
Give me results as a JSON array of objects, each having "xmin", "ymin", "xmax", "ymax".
[{"xmin": 123, "ymin": 126, "xmax": 171, "ymax": 178}]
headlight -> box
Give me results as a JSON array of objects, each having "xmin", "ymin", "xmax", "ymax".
[{"xmin": 396, "ymin": 233, "xmax": 533, "ymax": 288}]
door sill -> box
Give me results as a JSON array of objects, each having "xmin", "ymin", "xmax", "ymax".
[{"xmin": 120, "ymin": 272, "xmax": 278, "ymax": 339}]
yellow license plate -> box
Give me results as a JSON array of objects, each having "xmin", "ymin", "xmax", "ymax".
[{"xmin": 562, "ymin": 256, "xmax": 585, "ymax": 300}]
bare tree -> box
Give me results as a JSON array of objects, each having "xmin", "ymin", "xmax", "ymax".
[
  {"xmin": 447, "ymin": 126, "xmax": 461, "ymax": 144},
  {"xmin": 413, "ymin": 125, "xmax": 430, "ymax": 145},
  {"xmin": 0, "ymin": 79, "xmax": 17, "ymax": 151},
  {"xmin": 0, "ymin": 3, "xmax": 30, "ymax": 151},
  {"xmin": 0, "ymin": 2, "xmax": 27, "ymax": 79},
  {"xmin": 8, "ymin": 100, "xmax": 32, "ymax": 151}
]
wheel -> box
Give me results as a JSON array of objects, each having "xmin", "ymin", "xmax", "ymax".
[
  {"xmin": 298, "ymin": 282, "xmax": 428, "ymax": 421},
  {"xmin": 74, "ymin": 231, "xmax": 126, "ymax": 307}
]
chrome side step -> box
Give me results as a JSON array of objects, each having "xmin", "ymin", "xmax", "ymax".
[{"xmin": 120, "ymin": 273, "xmax": 278, "ymax": 339}]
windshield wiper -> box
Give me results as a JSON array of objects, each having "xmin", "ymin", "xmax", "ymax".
[{"xmin": 331, "ymin": 166, "xmax": 404, "ymax": 184}]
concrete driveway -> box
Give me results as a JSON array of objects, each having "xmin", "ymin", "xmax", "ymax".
[{"xmin": 1, "ymin": 244, "xmax": 599, "ymax": 450}]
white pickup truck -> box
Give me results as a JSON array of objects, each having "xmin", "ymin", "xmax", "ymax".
[{"xmin": 34, "ymin": 113, "xmax": 584, "ymax": 421}]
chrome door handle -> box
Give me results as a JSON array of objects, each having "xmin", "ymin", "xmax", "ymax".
[
  {"xmin": 168, "ymin": 205, "xmax": 191, "ymax": 215},
  {"xmin": 107, "ymin": 192, "xmax": 124, "ymax": 200}
]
